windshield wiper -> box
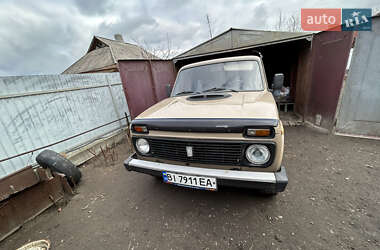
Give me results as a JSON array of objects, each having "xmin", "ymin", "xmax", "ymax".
[
  {"xmin": 175, "ymin": 87, "xmax": 237, "ymax": 96},
  {"xmin": 174, "ymin": 91, "xmax": 200, "ymax": 96},
  {"xmin": 202, "ymin": 87, "xmax": 238, "ymax": 93}
]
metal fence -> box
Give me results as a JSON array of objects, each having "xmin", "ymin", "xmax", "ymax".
[{"xmin": 0, "ymin": 73, "xmax": 129, "ymax": 178}]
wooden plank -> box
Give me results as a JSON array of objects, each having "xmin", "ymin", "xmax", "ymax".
[{"xmin": 0, "ymin": 177, "xmax": 64, "ymax": 242}]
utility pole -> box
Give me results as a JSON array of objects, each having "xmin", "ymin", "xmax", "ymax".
[{"xmin": 206, "ymin": 14, "xmax": 213, "ymax": 38}]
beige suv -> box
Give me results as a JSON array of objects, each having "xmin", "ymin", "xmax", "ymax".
[{"xmin": 124, "ymin": 56, "xmax": 287, "ymax": 195}]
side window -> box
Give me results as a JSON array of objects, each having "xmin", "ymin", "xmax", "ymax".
[{"xmin": 244, "ymin": 64, "xmax": 263, "ymax": 90}]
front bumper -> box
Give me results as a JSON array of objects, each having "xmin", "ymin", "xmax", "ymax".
[{"xmin": 124, "ymin": 153, "xmax": 288, "ymax": 193}]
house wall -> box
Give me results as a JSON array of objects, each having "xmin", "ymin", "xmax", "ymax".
[{"xmin": 0, "ymin": 73, "xmax": 129, "ymax": 179}]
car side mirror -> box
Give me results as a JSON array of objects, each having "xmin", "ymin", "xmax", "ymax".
[
  {"xmin": 272, "ymin": 73, "xmax": 284, "ymax": 90},
  {"xmin": 166, "ymin": 84, "xmax": 173, "ymax": 97},
  {"xmin": 272, "ymin": 73, "xmax": 284, "ymax": 98}
]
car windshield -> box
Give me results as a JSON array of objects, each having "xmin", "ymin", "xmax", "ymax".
[{"xmin": 172, "ymin": 60, "xmax": 264, "ymax": 96}]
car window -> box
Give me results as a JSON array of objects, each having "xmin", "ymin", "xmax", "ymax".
[{"xmin": 172, "ymin": 60, "xmax": 264, "ymax": 96}]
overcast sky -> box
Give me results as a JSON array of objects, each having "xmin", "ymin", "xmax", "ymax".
[{"xmin": 0, "ymin": 0, "xmax": 378, "ymax": 76}]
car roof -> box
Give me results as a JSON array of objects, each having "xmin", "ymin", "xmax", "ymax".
[{"xmin": 179, "ymin": 56, "xmax": 262, "ymax": 71}]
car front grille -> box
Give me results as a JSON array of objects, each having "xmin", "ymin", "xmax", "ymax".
[{"xmin": 147, "ymin": 138, "xmax": 244, "ymax": 166}]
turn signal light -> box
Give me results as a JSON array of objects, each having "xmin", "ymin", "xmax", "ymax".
[
  {"xmin": 133, "ymin": 125, "xmax": 148, "ymax": 133},
  {"xmin": 246, "ymin": 128, "xmax": 271, "ymax": 137}
]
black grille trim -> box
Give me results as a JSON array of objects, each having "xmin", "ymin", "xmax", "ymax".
[
  {"xmin": 131, "ymin": 118, "xmax": 278, "ymax": 133},
  {"xmin": 132, "ymin": 137, "xmax": 276, "ymax": 168}
]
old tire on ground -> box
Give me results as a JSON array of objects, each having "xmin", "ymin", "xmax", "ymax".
[{"xmin": 36, "ymin": 149, "xmax": 81, "ymax": 186}]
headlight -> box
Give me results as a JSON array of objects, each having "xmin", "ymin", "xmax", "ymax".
[
  {"xmin": 245, "ymin": 144, "xmax": 270, "ymax": 165},
  {"xmin": 135, "ymin": 138, "xmax": 150, "ymax": 154}
]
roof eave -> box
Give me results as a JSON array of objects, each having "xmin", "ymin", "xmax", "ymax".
[
  {"xmin": 87, "ymin": 36, "xmax": 99, "ymax": 53},
  {"xmin": 173, "ymin": 34, "xmax": 313, "ymax": 63},
  {"xmin": 174, "ymin": 28, "xmax": 234, "ymax": 59},
  {"xmin": 174, "ymin": 28, "xmax": 312, "ymax": 59}
]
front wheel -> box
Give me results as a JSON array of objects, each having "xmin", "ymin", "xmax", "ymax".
[
  {"xmin": 259, "ymin": 189, "xmax": 278, "ymax": 196},
  {"xmin": 153, "ymin": 175, "xmax": 162, "ymax": 181}
]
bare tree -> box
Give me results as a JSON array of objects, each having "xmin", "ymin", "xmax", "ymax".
[
  {"xmin": 374, "ymin": 8, "xmax": 380, "ymax": 16},
  {"xmin": 275, "ymin": 11, "xmax": 285, "ymax": 31},
  {"xmin": 161, "ymin": 33, "xmax": 174, "ymax": 59},
  {"xmin": 274, "ymin": 11, "xmax": 302, "ymax": 32},
  {"xmin": 285, "ymin": 14, "xmax": 302, "ymax": 32},
  {"xmin": 130, "ymin": 33, "xmax": 178, "ymax": 60}
]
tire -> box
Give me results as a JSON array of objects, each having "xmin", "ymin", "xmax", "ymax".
[
  {"xmin": 153, "ymin": 175, "xmax": 162, "ymax": 181},
  {"xmin": 259, "ymin": 189, "xmax": 278, "ymax": 196},
  {"xmin": 36, "ymin": 149, "xmax": 81, "ymax": 186}
]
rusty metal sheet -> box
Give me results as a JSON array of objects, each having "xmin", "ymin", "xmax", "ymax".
[
  {"xmin": 0, "ymin": 177, "xmax": 64, "ymax": 241},
  {"xmin": 0, "ymin": 166, "xmax": 51, "ymax": 202},
  {"xmin": 119, "ymin": 61, "xmax": 156, "ymax": 119},
  {"xmin": 150, "ymin": 61, "xmax": 177, "ymax": 101},
  {"xmin": 119, "ymin": 60, "xmax": 177, "ymax": 119},
  {"xmin": 305, "ymin": 31, "xmax": 354, "ymax": 129}
]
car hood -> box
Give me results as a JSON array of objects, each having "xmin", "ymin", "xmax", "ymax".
[{"xmin": 135, "ymin": 91, "xmax": 279, "ymax": 120}]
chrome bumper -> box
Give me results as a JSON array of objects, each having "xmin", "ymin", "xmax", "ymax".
[{"xmin": 124, "ymin": 153, "xmax": 287, "ymax": 192}]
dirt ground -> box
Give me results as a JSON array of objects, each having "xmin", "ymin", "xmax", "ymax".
[{"xmin": 1, "ymin": 126, "xmax": 379, "ymax": 250}]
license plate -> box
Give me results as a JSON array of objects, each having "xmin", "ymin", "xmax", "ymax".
[{"xmin": 162, "ymin": 171, "xmax": 217, "ymax": 191}]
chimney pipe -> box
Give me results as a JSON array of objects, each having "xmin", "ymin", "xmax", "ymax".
[{"xmin": 114, "ymin": 34, "xmax": 124, "ymax": 42}]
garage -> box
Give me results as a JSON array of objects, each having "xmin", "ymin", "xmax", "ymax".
[
  {"xmin": 173, "ymin": 28, "xmax": 354, "ymax": 130},
  {"xmin": 173, "ymin": 28, "xmax": 313, "ymax": 125}
]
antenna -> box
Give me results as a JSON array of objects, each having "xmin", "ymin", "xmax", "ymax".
[{"xmin": 206, "ymin": 14, "xmax": 213, "ymax": 38}]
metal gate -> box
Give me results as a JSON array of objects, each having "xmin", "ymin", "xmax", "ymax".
[
  {"xmin": 335, "ymin": 17, "xmax": 380, "ymax": 138},
  {"xmin": 305, "ymin": 31, "xmax": 354, "ymax": 130},
  {"xmin": 118, "ymin": 60, "xmax": 177, "ymax": 119}
]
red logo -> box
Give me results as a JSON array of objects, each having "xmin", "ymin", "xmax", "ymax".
[{"xmin": 301, "ymin": 9, "xmax": 341, "ymax": 31}]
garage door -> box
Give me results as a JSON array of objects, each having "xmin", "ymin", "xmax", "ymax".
[{"xmin": 335, "ymin": 18, "xmax": 380, "ymax": 138}]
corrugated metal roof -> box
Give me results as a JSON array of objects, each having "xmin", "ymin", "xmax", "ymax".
[
  {"xmin": 63, "ymin": 36, "xmax": 158, "ymax": 74},
  {"xmin": 175, "ymin": 28, "xmax": 313, "ymax": 60}
]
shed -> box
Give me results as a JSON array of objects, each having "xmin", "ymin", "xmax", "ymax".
[
  {"xmin": 174, "ymin": 28, "xmax": 313, "ymax": 123},
  {"xmin": 173, "ymin": 28, "xmax": 354, "ymax": 131},
  {"xmin": 63, "ymin": 35, "xmax": 157, "ymax": 74}
]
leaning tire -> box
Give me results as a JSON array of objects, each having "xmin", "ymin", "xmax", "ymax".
[{"xmin": 36, "ymin": 149, "xmax": 81, "ymax": 186}]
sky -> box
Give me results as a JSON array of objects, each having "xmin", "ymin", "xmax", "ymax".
[{"xmin": 0, "ymin": 0, "xmax": 378, "ymax": 76}]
